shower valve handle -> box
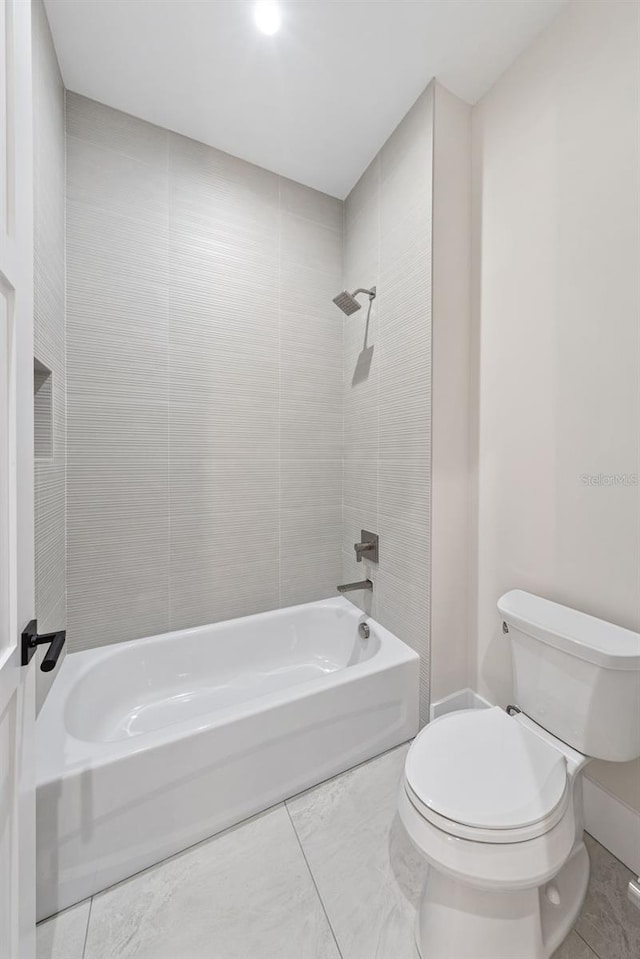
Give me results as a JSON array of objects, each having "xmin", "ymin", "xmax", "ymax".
[{"xmin": 354, "ymin": 531, "xmax": 379, "ymax": 564}]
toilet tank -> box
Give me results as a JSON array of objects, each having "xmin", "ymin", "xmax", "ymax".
[{"xmin": 497, "ymin": 590, "xmax": 640, "ymax": 762}]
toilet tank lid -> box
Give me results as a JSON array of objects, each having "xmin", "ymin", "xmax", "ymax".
[{"xmin": 497, "ymin": 590, "xmax": 640, "ymax": 670}]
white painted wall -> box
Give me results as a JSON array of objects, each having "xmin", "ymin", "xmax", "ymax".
[{"xmin": 471, "ymin": 0, "xmax": 640, "ymax": 809}]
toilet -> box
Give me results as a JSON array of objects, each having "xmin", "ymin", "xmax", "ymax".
[{"xmin": 398, "ymin": 589, "xmax": 640, "ymax": 959}]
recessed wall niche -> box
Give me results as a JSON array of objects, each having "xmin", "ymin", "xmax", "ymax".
[{"xmin": 34, "ymin": 358, "xmax": 53, "ymax": 459}]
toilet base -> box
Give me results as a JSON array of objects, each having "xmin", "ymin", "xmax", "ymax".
[{"xmin": 415, "ymin": 841, "xmax": 590, "ymax": 959}]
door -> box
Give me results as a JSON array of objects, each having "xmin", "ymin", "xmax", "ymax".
[{"xmin": 0, "ymin": 0, "xmax": 36, "ymax": 956}]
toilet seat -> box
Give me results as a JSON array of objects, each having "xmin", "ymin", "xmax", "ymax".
[
  {"xmin": 403, "ymin": 778, "xmax": 570, "ymax": 843},
  {"xmin": 398, "ymin": 783, "xmax": 576, "ymax": 891},
  {"xmin": 404, "ymin": 707, "xmax": 569, "ymax": 844}
]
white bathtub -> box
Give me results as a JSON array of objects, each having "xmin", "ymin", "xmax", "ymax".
[{"xmin": 36, "ymin": 597, "xmax": 419, "ymax": 920}]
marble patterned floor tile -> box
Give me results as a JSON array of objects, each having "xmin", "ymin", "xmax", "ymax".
[
  {"xmin": 83, "ymin": 804, "xmax": 340, "ymax": 959},
  {"xmin": 36, "ymin": 899, "xmax": 91, "ymax": 959},
  {"xmin": 552, "ymin": 931, "xmax": 598, "ymax": 959},
  {"xmin": 287, "ymin": 743, "xmax": 426, "ymax": 959},
  {"xmin": 575, "ymin": 833, "xmax": 640, "ymax": 959}
]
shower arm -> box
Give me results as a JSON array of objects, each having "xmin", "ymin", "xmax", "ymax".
[{"xmin": 352, "ymin": 287, "xmax": 376, "ymax": 300}]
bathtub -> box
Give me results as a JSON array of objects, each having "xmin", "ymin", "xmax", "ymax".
[{"xmin": 36, "ymin": 597, "xmax": 419, "ymax": 920}]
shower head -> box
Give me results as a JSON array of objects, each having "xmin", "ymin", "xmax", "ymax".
[
  {"xmin": 333, "ymin": 291, "xmax": 361, "ymax": 316},
  {"xmin": 332, "ymin": 286, "xmax": 376, "ymax": 316}
]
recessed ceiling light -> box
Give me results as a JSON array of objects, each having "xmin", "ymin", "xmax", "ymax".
[{"xmin": 254, "ymin": 1, "xmax": 281, "ymax": 36}]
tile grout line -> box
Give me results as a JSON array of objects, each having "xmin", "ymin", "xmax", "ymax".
[
  {"xmin": 284, "ymin": 801, "xmax": 345, "ymax": 959},
  {"xmin": 81, "ymin": 896, "xmax": 93, "ymax": 959},
  {"xmin": 573, "ymin": 928, "xmax": 601, "ymax": 959}
]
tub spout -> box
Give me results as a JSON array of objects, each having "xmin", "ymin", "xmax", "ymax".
[{"xmin": 337, "ymin": 580, "xmax": 373, "ymax": 593}]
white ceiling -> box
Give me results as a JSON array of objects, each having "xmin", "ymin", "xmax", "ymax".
[{"xmin": 44, "ymin": 0, "xmax": 566, "ymax": 198}]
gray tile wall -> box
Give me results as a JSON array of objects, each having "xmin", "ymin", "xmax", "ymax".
[
  {"xmin": 33, "ymin": 0, "xmax": 66, "ymax": 706},
  {"xmin": 34, "ymin": 362, "xmax": 53, "ymax": 458},
  {"xmin": 65, "ymin": 94, "xmax": 343, "ymax": 651},
  {"xmin": 341, "ymin": 86, "xmax": 433, "ymax": 723}
]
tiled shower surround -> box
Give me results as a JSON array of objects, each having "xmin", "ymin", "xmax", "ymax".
[
  {"xmin": 64, "ymin": 91, "xmax": 433, "ymax": 708},
  {"xmin": 341, "ymin": 88, "xmax": 433, "ymax": 719},
  {"xmin": 65, "ymin": 93, "xmax": 343, "ymax": 650}
]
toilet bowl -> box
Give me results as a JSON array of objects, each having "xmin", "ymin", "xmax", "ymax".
[
  {"xmin": 399, "ymin": 707, "xmax": 589, "ymax": 959},
  {"xmin": 399, "ymin": 590, "xmax": 640, "ymax": 959}
]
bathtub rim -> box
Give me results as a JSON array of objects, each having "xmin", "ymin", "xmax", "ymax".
[{"xmin": 37, "ymin": 596, "xmax": 419, "ymax": 783}]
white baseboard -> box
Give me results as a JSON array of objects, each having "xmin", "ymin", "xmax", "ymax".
[
  {"xmin": 429, "ymin": 687, "xmax": 492, "ymax": 721},
  {"xmin": 583, "ymin": 775, "xmax": 640, "ymax": 876}
]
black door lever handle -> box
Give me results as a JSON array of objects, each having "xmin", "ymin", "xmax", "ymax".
[{"xmin": 21, "ymin": 619, "xmax": 66, "ymax": 671}]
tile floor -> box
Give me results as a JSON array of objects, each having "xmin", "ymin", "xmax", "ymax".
[{"xmin": 36, "ymin": 744, "xmax": 640, "ymax": 959}]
